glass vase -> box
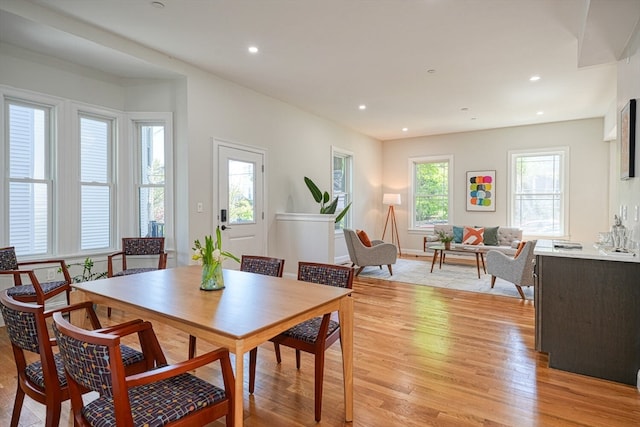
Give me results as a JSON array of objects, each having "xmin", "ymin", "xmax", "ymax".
[{"xmin": 200, "ymin": 263, "xmax": 224, "ymax": 291}]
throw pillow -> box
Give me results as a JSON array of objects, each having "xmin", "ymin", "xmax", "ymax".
[
  {"xmin": 356, "ymin": 229, "xmax": 372, "ymax": 247},
  {"xmin": 463, "ymin": 226, "xmax": 484, "ymax": 245},
  {"xmin": 514, "ymin": 241, "xmax": 526, "ymax": 258},
  {"xmin": 452, "ymin": 226, "xmax": 464, "ymax": 243},
  {"xmin": 482, "ymin": 226, "xmax": 499, "ymax": 246}
]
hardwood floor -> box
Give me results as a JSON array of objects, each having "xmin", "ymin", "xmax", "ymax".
[{"xmin": 2, "ymin": 261, "xmax": 640, "ymax": 426}]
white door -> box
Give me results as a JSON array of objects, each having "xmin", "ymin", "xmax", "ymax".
[{"xmin": 216, "ymin": 142, "xmax": 266, "ymax": 267}]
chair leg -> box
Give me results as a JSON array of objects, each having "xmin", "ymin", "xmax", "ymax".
[
  {"xmin": 490, "ymin": 276, "xmax": 497, "ymax": 288},
  {"xmin": 188, "ymin": 335, "xmax": 197, "ymax": 359},
  {"xmin": 314, "ymin": 351, "xmax": 326, "ymax": 422},
  {"xmin": 273, "ymin": 342, "xmax": 282, "ymax": 364},
  {"xmin": 355, "ymin": 266, "xmax": 365, "ymax": 276},
  {"xmin": 44, "ymin": 400, "xmax": 62, "ymax": 427},
  {"xmin": 249, "ymin": 347, "xmax": 258, "ymax": 394},
  {"xmin": 515, "ymin": 285, "xmax": 526, "ymax": 300},
  {"xmin": 296, "ymin": 349, "xmax": 301, "ymax": 369},
  {"xmin": 387, "ymin": 264, "xmax": 393, "ymax": 275},
  {"xmin": 107, "ymin": 307, "xmax": 112, "ymax": 317},
  {"xmin": 10, "ymin": 384, "xmax": 25, "ymax": 427}
]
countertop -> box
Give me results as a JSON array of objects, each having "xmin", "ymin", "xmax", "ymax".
[{"xmin": 534, "ymin": 239, "xmax": 639, "ymax": 263}]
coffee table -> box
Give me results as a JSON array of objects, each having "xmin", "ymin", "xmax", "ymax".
[{"xmin": 430, "ymin": 244, "xmax": 487, "ymax": 278}]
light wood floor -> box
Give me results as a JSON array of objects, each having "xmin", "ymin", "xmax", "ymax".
[{"xmin": 2, "ymin": 259, "xmax": 640, "ymax": 426}]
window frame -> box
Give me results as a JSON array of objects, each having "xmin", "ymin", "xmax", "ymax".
[
  {"xmin": 3, "ymin": 96, "xmax": 57, "ymax": 256},
  {"xmin": 408, "ymin": 155, "xmax": 454, "ymax": 232},
  {"xmin": 331, "ymin": 146, "xmax": 353, "ymax": 231},
  {"xmin": 128, "ymin": 112, "xmax": 174, "ymax": 243},
  {"xmin": 507, "ymin": 147, "xmax": 570, "ymax": 238},
  {"xmin": 1, "ymin": 85, "xmax": 173, "ymax": 258}
]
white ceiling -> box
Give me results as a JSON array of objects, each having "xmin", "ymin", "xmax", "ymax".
[{"xmin": 1, "ymin": 0, "xmax": 639, "ymax": 141}]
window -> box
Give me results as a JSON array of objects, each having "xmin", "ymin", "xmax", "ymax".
[
  {"xmin": 80, "ymin": 114, "xmax": 113, "ymax": 250},
  {"xmin": 410, "ymin": 155, "xmax": 453, "ymax": 229},
  {"xmin": 332, "ymin": 148, "xmax": 353, "ymax": 230},
  {"xmin": 6, "ymin": 99, "xmax": 52, "ymax": 256},
  {"xmin": 228, "ymin": 159, "xmax": 255, "ymax": 224},
  {"xmin": 509, "ymin": 148, "xmax": 568, "ymax": 237},
  {"xmin": 137, "ymin": 123, "xmax": 166, "ymax": 236},
  {"xmin": 2, "ymin": 87, "xmax": 173, "ymax": 258}
]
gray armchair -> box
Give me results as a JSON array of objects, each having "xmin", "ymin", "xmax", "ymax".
[
  {"xmin": 486, "ymin": 240, "xmax": 537, "ymax": 299},
  {"xmin": 343, "ymin": 229, "xmax": 397, "ymax": 276}
]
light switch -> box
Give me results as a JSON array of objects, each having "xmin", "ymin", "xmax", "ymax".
[
  {"xmin": 635, "ymin": 206, "xmax": 639, "ymax": 222},
  {"xmin": 197, "ymin": 202, "xmax": 203, "ymax": 213}
]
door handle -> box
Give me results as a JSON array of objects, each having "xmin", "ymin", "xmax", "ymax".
[{"xmin": 221, "ymin": 225, "xmax": 231, "ymax": 230}]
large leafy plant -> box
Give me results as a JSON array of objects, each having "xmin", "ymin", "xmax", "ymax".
[{"xmin": 304, "ymin": 176, "xmax": 352, "ymax": 223}]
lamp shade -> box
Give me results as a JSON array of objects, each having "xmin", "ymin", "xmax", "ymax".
[{"xmin": 383, "ymin": 193, "xmax": 401, "ymax": 205}]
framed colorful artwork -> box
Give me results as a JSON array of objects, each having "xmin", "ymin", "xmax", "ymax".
[
  {"xmin": 466, "ymin": 170, "xmax": 495, "ymax": 211},
  {"xmin": 620, "ymin": 99, "xmax": 636, "ymax": 180}
]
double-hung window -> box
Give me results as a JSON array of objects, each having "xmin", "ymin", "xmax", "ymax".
[
  {"xmin": 410, "ymin": 155, "xmax": 453, "ymax": 229},
  {"xmin": 79, "ymin": 113, "xmax": 114, "ymax": 250},
  {"xmin": 6, "ymin": 99, "xmax": 53, "ymax": 256},
  {"xmin": 509, "ymin": 148, "xmax": 568, "ymax": 237},
  {"xmin": 137, "ymin": 123, "xmax": 166, "ymax": 237},
  {"xmin": 332, "ymin": 147, "xmax": 353, "ymax": 230}
]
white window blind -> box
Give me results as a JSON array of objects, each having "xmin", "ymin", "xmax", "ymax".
[
  {"xmin": 80, "ymin": 115, "xmax": 112, "ymax": 250},
  {"xmin": 7, "ymin": 101, "xmax": 51, "ymax": 256}
]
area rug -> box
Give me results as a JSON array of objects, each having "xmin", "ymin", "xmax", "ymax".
[{"xmin": 357, "ymin": 257, "xmax": 533, "ymax": 300}]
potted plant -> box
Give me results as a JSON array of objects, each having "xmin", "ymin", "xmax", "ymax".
[
  {"xmin": 304, "ymin": 176, "xmax": 352, "ymax": 223},
  {"xmin": 436, "ymin": 229, "xmax": 455, "ymax": 250}
]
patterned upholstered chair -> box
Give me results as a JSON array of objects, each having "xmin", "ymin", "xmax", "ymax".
[
  {"xmin": 0, "ymin": 246, "xmax": 72, "ymax": 305},
  {"xmin": 107, "ymin": 237, "xmax": 168, "ymax": 316},
  {"xmin": 486, "ymin": 240, "xmax": 538, "ymax": 299},
  {"xmin": 52, "ymin": 311, "xmax": 235, "ymax": 427},
  {"xmin": 0, "ymin": 290, "xmax": 165, "ymax": 427},
  {"xmin": 249, "ymin": 262, "xmax": 353, "ymax": 421}
]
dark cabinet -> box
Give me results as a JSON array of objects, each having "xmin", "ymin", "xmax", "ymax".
[{"xmin": 535, "ymin": 254, "xmax": 640, "ymax": 385}]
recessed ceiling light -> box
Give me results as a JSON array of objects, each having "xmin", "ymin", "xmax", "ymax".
[
  {"xmin": 537, "ymin": 111, "xmax": 544, "ymax": 115},
  {"xmin": 461, "ymin": 107, "xmax": 469, "ymax": 111},
  {"xmin": 151, "ymin": 1, "xmax": 165, "ymax": 8},
  {"xmin": 248, "ymin": 46, "xmax": 259, "ymax": 54},
  {"xmin": 530, "ymin": 75, "xmax": 541, "ymax": 82},
  {"xmin": 402, "ymin": 127, "xmax": 408, "ymax": 132},
  {"xmin": 427, "ymin": 69, "xmax": 436, "ymax": 74},
  {"xmin": 358, "ymin": 105, "xmax": 367, "ymax": 110},
  {"xmin": 471, "ymin": 117, "xmax": 477, "ymax": 121}
]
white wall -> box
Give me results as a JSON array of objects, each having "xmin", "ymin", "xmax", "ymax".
[
  {"xmin": 382, "ymin": 118, "xmax": 610, "ymax": 253},
  {"xmin": 614, "ymin": 29, "xmax": 640, "ymax": 243}
]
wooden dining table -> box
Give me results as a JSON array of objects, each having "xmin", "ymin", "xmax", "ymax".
[{"xmin": 69, "ymin": 265, "xmax": 354, "ymax": 426}]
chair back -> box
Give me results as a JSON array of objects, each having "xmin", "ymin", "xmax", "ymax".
[
  {"xmin": 0, "ymin": 290, "xmax": 60, "ymax": 394},
  {"xmin": 52, "ymin": 313, "xmax": 123, "ymax": 398},
  {"xmin": 342, "ymin": 229, "xmax": 359, "ymax": 263},
  {"xmin": 519, "ymin": 240, "xmax": 538, "ymax": 286},
  {"xmin": 297, "ymin": 262, "xmax": 354, "ymax": 289},
  {"xmin": 241, "ymin": 255, "xmax": 285, "ymax": 277},
  {"xmin": 120, "ymin": 237, "xmax": 167, "ymax": 271},
  {"xmin": 123, "ymin": 237, "xmax": 165, "ymax": 255},
  {"xmin": 0, "ymin": 246, "xmax": 18, "ymax": 270}
]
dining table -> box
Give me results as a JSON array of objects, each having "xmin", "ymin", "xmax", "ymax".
[{"xmin": 69, "ymin": 265, "xmax": 354, "ymax": 426}]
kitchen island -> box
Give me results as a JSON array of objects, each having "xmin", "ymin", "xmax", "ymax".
[{"xmin": 535, "ymin": 240, "xmax": 640, "ymax": 385}]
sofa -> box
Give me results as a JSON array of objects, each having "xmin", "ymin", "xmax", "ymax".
[{"xmin": 424, "ymin": 225, "xmax": 522, "ymax": 256}]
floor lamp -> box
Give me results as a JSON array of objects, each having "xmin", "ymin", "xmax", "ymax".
[{"xmin": 382, "ymin": 193, "xmax": 402, "ymax": 256}]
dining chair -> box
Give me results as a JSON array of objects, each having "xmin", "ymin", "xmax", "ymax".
[
  {"xmin": 107, "ymin": 237, "xmax": 168, "ymax": 316},
  {"xmin": 249, "ymin": 261, "xmax": 353, "ymax": 421},
  {"xmin": 0, "ymin": 246, "xmax": 72, "ymax": 306},
  {"xmin": 52, "ymin": 311, "xmax": 235, "ymax": 427},
  {"xmin": 188, "ymin": 255, "xmax": 285, "ymax": 361},
  {"xmin": 0, "ymin": 290, "xmax": 167, "ymax": 427}
]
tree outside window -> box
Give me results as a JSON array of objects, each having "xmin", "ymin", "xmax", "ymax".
[{"xmin": 411, "ymin": 156, "xmax": 453, "ymax": 229}]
